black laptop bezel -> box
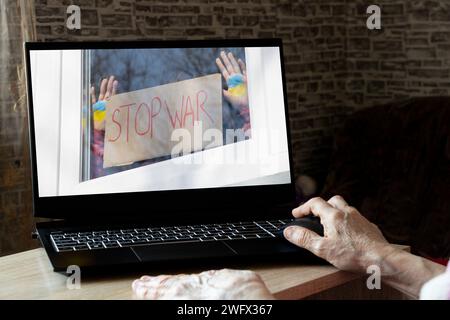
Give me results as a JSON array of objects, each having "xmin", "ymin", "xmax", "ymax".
[{"xmin": 25, "ymin": 38, "xmax": 296, "ymax": 222}]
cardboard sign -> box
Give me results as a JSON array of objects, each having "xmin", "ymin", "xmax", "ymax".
[{"xmin": 103, "ymin": 74, "xmax": 223, "ymax": 168}]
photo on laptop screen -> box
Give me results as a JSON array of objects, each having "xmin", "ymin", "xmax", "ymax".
[{"xmin": 29, "ymin": 45, "xmax": 291, "ymax": 197}]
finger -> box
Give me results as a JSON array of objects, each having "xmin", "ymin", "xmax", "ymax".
[
  {"xmin": 143, "ymin": 275, "xmax": 173, "ymax": 287},
  {"xmin": 111, "ymin": 80, "xmax": 118, "ymax": 96},
  {"xmin": 220, "ymin": 51, "xmax": 235, "ymax": 74},
  {"xmin": 327, "ymin": 195, "xmax": 349, "ymax": 211},
  {"xmin": 238, "ymin": 59, "xmax": 247, "ymax": 76},
  {"xmin": 199, "ymin": 269, "xmax": 218, "ymax": 277},
  {"xmin": 90, "ymin": 86, "xmax": 96, "ymax": 104},
  {"xmin": 98, "ymin": 78, "xmax": 108, "ymax": 101},
  {"xmin": 133, "ymin": 280, "xmax": 160, "ymax": 299},
  {"xmin": 133, "ymin": 275, "xmax": 168, "ymax": 289},
  {"xmin": 105, "ymin": 76, "xmax": 115, "ymax": 100},
  {"xmin": 140, "ymin": 286, "xmax": 160, "ymax": 300},
  {"xmin": 284, "ymin": 226, "xmax": 325, "ymax": 257},
  {"xmin": 227, "ymin": 52, "xmax": 241, "ymax": 74},
  {"xmin": 292, "ymin": 197, "xmax": 341, "ymax": 220},
  {"xmin": 132, "ymin": 277, "xmax": 166, "ymax": 299},
  {"xmin": 216, "ymin": 58, "xmax": 229, "ymax": 80},
  {"xmin": 132, "ymin": 279, "xmax": 144, "ymax": 292},
  {"xmin": 133, "ymin": 283, "xmax": 149, "ymax": 299}
]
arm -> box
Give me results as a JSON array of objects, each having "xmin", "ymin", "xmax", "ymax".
[
  {"xmin": 379, "ymin": 247, "xmax": 445, "ymax": 298},
  {"xmin": 284, "ymin": 196, "xmax": 446, "ymax": 299}
]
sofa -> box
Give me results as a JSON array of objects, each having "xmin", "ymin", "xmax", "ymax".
[{"xmin": 320, "ymin": 97, "xmax": 450, "ymax": 261}]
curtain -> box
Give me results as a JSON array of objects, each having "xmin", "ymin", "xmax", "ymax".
[
  {"xmin": 0, "ymin": 0, "xmax": 36, "ymax": 256},
  {"xmin": 0, "ymin": 0, "xmax": 35, "ymax": 113}
]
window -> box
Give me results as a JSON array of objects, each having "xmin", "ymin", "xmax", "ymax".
[{"xmin": 81, "ymin": 47, "xmax": 250, "ymax": 182}]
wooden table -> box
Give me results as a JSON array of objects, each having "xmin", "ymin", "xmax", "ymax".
[{"xmin": 0, "ymin": 247, "xmax": 411, "ymax": 300}]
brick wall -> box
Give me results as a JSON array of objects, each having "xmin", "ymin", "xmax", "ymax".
[
  {"xmin": 1, "ymin": 0, "xmax": 450, "ymax": 255},
  {"xmin": 345, "ymin": 0, "xmax": 450, "ymax": 107}
]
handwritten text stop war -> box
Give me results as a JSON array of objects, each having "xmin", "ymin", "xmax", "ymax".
[
  {"xmin": 109, "ymin": 90, "xmax": 213, "ymax": 143},
  {"xmin": 103, "ymin": 74, "xmax": 223, "ymax": 168}
]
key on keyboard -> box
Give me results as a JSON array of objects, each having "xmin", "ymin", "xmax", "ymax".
[{"xmin": 50, "ymin": 219, "xmax": 293, "ymax": 252}]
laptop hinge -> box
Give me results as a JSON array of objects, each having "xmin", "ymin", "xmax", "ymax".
[{"xmin": 31, "ymin": 229, "xmax": 39, "ymax": 240}]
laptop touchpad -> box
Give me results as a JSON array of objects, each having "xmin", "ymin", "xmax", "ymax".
[{"xmin": 132, "ymin": 242, "xmax": 236, "ymax": 262}]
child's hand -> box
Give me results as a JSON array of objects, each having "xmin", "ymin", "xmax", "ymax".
[
  {"xmin": 216, "ymin": 51, "xmax": 248, "ymax": 110},
  {"xmin": 90, "ymin": 76, "xmax": 118, "ymax": 131}
]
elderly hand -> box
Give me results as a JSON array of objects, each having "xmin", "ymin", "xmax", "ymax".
[
  {"xmin": 131, "ymin": 196, "xmax": 446, "ymax": 299},
  {"xmin": 284, "ymin": 196, "xmax": 397, "ymax": 273},
  {"xmin": 132, "ymin": 269, "xmax": 274, "ymax": 300}
]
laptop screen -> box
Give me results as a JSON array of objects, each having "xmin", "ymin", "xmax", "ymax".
[{"xmin": 28, "ymin": 43, "xmax": 291, "ymax": 198}]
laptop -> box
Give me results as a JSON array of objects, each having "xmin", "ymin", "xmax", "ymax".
[{"xmin": 25, "ymin": 39, "xmax": 308, "ymax": 272}]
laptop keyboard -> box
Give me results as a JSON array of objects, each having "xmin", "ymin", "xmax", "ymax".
[{"xmin": 49, "ymin": 219, "xmax": 294, "ymax": 252}]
